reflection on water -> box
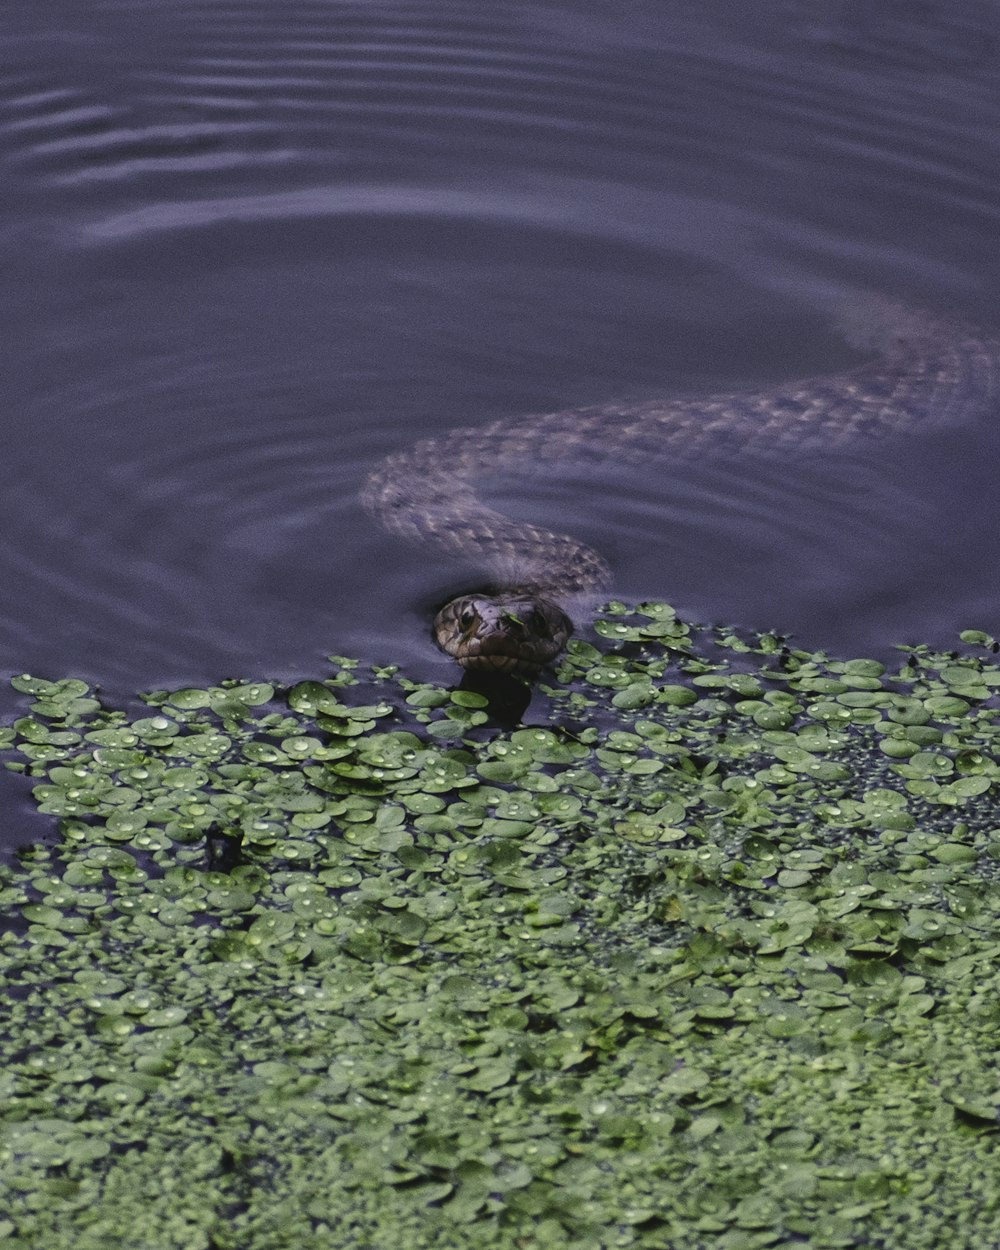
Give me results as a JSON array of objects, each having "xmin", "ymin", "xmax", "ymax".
[{"xmin": 1, "ymin": 0, "xmax": 999, "ymax": 710}]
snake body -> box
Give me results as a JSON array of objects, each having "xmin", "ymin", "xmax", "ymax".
[{"xmin": 363, "ymin": 301, "xmax": 1000, "ymax": 673}]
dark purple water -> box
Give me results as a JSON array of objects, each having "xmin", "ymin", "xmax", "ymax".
[{"xmin": 2, "ymin": 0, "xmax": 999, "ymax": 707}]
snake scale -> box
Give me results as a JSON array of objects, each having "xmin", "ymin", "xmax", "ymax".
[{"xmin": 363, "ymin": 300, "xmax": 1000, "ymax": 675}]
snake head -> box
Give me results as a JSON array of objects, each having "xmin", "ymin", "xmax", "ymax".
[{"xmin": 433, "ymin": 592, "xmax": 572, "ymax": 676}]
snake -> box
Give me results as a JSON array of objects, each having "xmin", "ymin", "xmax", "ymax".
[{"xmin": 362, "ymin": 300, "xmax": 1000, "ymax": 676}]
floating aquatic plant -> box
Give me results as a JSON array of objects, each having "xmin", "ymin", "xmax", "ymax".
[{"xmin": 2, "ymin": 604, "xmax": 1000, "ymax": 1248}]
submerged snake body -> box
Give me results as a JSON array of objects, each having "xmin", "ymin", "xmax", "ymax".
[{"xmin": 363, "ymin": 303, "xmax": 1000, "ymax": 672}]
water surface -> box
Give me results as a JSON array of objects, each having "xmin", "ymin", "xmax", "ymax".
[{"xmin": 3, "ymin": 0, "xmax": 999, "ymax": 705}]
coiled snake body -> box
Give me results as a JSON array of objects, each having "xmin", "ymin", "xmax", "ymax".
[{"xmin": 363, "ymin": 301, "xmax": 1000, "ymax": 675}]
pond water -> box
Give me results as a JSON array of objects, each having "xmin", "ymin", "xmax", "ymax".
[{"xmin": 3, "ymin": 0, "xmax": 1000, "ymax": 704}]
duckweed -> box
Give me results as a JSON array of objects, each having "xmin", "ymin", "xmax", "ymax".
[{"xmin": 2, "ymin": 605, "xmax": 1000, "ymax": 1247}]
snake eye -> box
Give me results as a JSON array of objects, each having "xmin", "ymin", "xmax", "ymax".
[{"xmin": 459, "ymin": 608, "xmax": 477, "ymax": 629}]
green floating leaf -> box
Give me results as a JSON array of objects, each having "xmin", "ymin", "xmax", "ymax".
[
  {"xmin": 5, "ymin": 601, "xmax": 1000, "ymax": 1247},
  {"xmin": 163, "ymin": 687, "xmax": 213, "ymax": 709}
]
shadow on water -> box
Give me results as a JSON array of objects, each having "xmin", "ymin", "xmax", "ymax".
[{"xmin": 456, "ymin": 669, "xmax": 535, "ymax": 729}]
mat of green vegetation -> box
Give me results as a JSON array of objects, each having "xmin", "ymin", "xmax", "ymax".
[{"xmin": 2, "ymin": 602, "xmax": 1000, "ymax": 1249}]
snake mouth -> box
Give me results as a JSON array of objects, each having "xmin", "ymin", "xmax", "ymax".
[
  {"xmin": 433, "ymin": 592, "xmax": 572, "ymax": 676},
  {"xmin": 454, "ymin": 634, "xmax": 548, "ymax": 677},
  {"xmin": 458, "ymin": 652, "xmax": 543, "ymax": 676}
]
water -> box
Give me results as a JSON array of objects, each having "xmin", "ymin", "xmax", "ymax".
[{"xmin": 3, "ymin": 0, "xmax": 999, "ymax": 708}]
